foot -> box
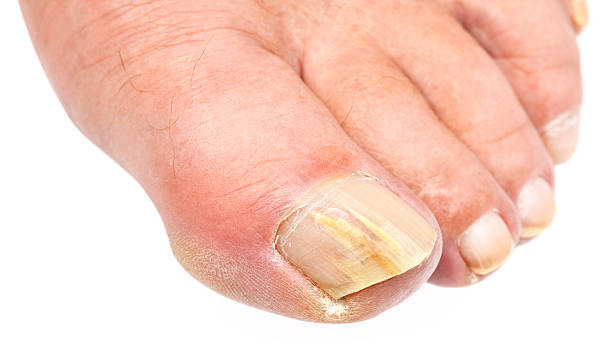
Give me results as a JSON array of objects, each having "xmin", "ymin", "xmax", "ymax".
[{"xmin": 20, "ymin": 0, "xmax": 584, "ymax": 322}]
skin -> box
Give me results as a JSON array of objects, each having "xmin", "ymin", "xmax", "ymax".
[{"xmin": 20, "ymin": 0, "xmax": 582, "ymax": 322}]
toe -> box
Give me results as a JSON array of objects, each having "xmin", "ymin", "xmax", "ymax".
[
  {"xmin": 22, "ymin": 1, "xmax": 442, "ymax": 321},
  {"xmin": 452, "ymin": 0, "xmax": 583, "ymax": 164}
]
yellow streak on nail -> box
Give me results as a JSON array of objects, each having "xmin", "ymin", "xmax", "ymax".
[
  {"xmin": 347, "ymin": 209, "xmax": 405, "ymax": 254},
  {"xmin": 311, "ymin": 211, "xmax": 404, "ymax": 276}
]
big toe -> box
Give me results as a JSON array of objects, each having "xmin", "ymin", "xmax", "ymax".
[{"xmin": 21, "ymin": 2, "xmax": 442, "ymax": 322}]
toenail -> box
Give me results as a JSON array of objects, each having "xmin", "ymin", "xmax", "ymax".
[
  {"xmin": 518, "ymin": 178, "xmax": 556, "ymax": 239},
  {"xmin": 458, "ymin": 212, "xmax": 514, "ymax": 276},
  {"xmin": 275, "ymin": 174, "xmax": 437, "ymax": 299},
  {"xmin": 541, "ymin": 109, "xmax": 581, "ymax": 164},
  {"xmin": 569, "ymin": 0, "xmax": 589, "ymax": 32}
]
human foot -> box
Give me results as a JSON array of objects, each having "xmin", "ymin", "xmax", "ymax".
[{"xmin": 20, "ymin": 0, "xmax": 584, "ymax": 321}]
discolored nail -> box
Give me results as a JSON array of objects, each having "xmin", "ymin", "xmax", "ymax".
[
  {"xmin": 275, "ymin": 175, "xmax": 437, "ymax": 299},
  {"xmin": 541, "ymin": 110, "xmax": 581, "ymax": 164},
  {"xmin": 569, "ymin": 0, "xmax": 589, "ymax": 32},
  {"xmin": 458, "ymin": 212, "xmax": 514, "ymax": 276},
  {"xmin": 518, "ymin": 178, "xmax": 556, "ymax": 239}
]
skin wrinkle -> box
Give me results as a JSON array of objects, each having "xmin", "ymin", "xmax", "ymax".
[
  {"xmin": 76, "ymin": 5, "xmax": 187, "ymax": 68},
  {"xmin": 458, "ymin": 0, "xmax": 578, "ymax": 72},
  {"xmin": 211, "ymin": 178, "xmax": 270, "ymax": 200},
  {"xmin": 475, "ymin": 119, "xmax": 531, "ymax": 146},
  {"xmin": 75, "ymin": 2, "xmax": 285, "ymax": 79},
  {"xmin": 87, "ymin": 29, "xmax": 241, "ymax": 91},
  {"xmin": 246, "ymin": 181, "xmax": 293, "ymax": 221},
  {"xmin": 74, "ymin": 1, "xmax": 162, "ymax": 36},
  {"xmin": 497, "ymin": 54, "xmax": 578, "ymax": 82},
  {"xmin": 192, "ymin": 99, "xmax": 279, "ymax": 131},
  {"xmin": 494, "ymin": 42, "xmax": 576, "ymax": 67},
  {"xmin": 93, "ymin": 27, "xmax": 292, "ymax": 179},
  {"xmin": 253, "ymin": 0, "xmax": 334, "ymax": 67},
  {"xmin": 174, "ymin": 141, "xmax": 307, "ymax": 221},
  {"xmin": 330, "ymin": 74, "xmax": 425, "ymax": 146},
  {"xmin": 322, "ymin": 56, "xmax": 413, "ymax": 131},
  {"xmin": 170, "ymin": 235, "xmax": 256, "ymax": 303},
  {"xmin": 495, "ymin": 56, "xmax": 577, "ymax": 117},
  {"xmin": 208, "ymin": 146, "xmax": 345, "ymax": 218},
  {"xmin": 220, "ymin": 145, "xmax": 340, "ymax": 190},
  {"xmin": 454, "ymin": 0, "xmax": 581, "ymax": 131}
]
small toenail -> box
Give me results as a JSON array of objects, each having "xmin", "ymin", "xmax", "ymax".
[
  {"xmin": 518, "ymin": 178, "xmax": 556, "ymax": 239},
  {"xmin": 541, "ymin": 109, "xmax": 581, "ymax": 164},
  {"xmin": 569, "ymin": 0, "xmax": 589, "ymax": 32},
  {"xmin": 458, "ymin": 212, "xmax": 514, "ymax": 276},
  {"xmin": 275, "ymin": 174, "xmax": 437, "ymax": 299}
]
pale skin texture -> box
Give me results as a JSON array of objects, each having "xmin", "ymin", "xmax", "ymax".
[{"xmin": 20, "ymin": 0, "xmax": 583, "ymax": 322}]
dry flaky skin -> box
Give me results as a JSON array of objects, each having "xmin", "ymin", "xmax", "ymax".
[{"xmin": 276, "ymin": 175, "xmax": 437, "ymax": 299}]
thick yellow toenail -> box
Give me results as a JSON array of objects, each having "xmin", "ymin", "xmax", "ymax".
[
  {"xmin": 518, "ymin": 178, "xmax": 556, "ymax": 239},
  {"xmin": 541, "ymin": 110, "xmax": 581, "ymax": 164},
  {"xmin": 458, "ymin": 212, "xmax": 514, "ymax": 276},
  {"xmin": 275, "ymin": 175, "xmax": 437, "ymax": 299}
]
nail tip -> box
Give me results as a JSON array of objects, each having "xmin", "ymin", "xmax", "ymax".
[
  {"xmin": 570, "ymin": 0, "xmax": 589, "ymax": 32},
  {"xmin": 518, "ymin": 177, "xmax": 556, "ymax": 237},
  {"xmin": 520, "ymin": 226, "xmax": 546, "ymax": 239},
  {"xmin": 520, "ymin": 202, "xmax": 556, "ymax": 239},
  {"xmin": 541, "ymin": 111, "xmax": 580, "ymax": 164},
  {"xmin": 459, "ymin": 212, "xmax": 514, "ymax": 276},
  {"xmin": 547, "ymin": 141, "xmax": 578, "ymax": 164},
  {"xmin": 472, "ymin": 239, "xmax": 515, "ymax": 276}
]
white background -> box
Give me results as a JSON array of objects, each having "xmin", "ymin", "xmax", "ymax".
[{"xmin": 1, "ymin": 1, "xmax": 610, "ymax": 350}]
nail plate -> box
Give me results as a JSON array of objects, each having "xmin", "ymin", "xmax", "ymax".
[
  {"xmin": 541, "ymin": 110, "xmax": 581, "ymax": 164},
  {"xmin": 275, "ymin": 175, "xmax": 437, "ymax": 299},
  {"xmin": 458, "ymin": 212, "xmax": 514, "ymax": 276},
  {"xmin": 569, "ymin": 0, "xmax": 589, "ymax": 32},
  {"xmin": 518, "ymin": 178, "xmax": 556, "ymax": 238}
]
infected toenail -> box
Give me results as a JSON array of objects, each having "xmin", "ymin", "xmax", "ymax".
[
  {"xmin": 541, "ymin": 109, "xmax": 581, "ymax": 164},
  {"xmin": 518, "ymin": 178, "xmax": 556, "ymax": 239},
  {"xmin": 569, "ymin": 0, "xmax": 589, "ymax": 32},
  {"xmin": 458, "ymin": 212, "xmax": 514, "ymax": 276},
  {"xmin": 275, "ymin": 174, "xmax": 437, "ymax": 299}
]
